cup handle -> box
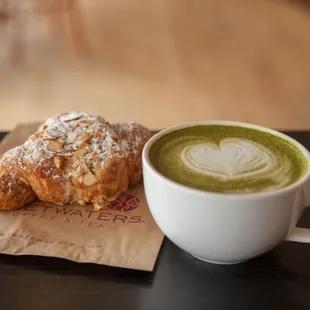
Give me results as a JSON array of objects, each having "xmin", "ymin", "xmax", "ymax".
[
  {"xmin": 286, "ymin": 181, "xmax": 310, "ymax": 243},
  {"xmin": 287, "ymin": 228, "xmax": 310, "ymax": 243},
  {"xmin": 302, "ymin": 180, "xmax": 310, "ymax": 209}
]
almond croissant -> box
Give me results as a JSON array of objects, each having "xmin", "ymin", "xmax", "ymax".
[{"xmin": 0, "ymin": 112, "xmax": 152, "ymax": 211}]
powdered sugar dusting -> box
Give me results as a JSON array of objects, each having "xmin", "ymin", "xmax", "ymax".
[
  {"xmin": 0, "ymin": 112, "xmax": 152, "ymax": 209},
  {"xmin": 26, "ymin": 112, "xmax": 123, "ymax": 162}
]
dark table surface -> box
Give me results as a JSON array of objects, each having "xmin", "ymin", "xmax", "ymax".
[{"xmin": 1, "ymin": 130, "xmax": 310, "ymax": 310}]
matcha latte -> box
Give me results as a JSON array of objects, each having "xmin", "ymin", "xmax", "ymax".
[{"xmin": 149, "ymin": 125, "xmax": 308, "ymax": 194}]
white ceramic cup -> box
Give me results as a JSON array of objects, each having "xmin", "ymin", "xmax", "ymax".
[{"xmin": 142, "ymin": 121, "xmax": 310, "ymax": 264}]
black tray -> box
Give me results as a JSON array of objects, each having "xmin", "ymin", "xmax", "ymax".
[{"xmin": 1, "ymin": 130, "xmax": 310, "ymax": 310}]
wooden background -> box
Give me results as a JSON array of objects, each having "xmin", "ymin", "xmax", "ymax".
[{"xmin": 0, "ymin": 0, "xmax": 310, "ymax": 130}]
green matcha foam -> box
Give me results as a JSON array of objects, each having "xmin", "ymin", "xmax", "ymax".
[{"xmin": 149, "ymin": 125, "xmax": 308, "ymax": 194}]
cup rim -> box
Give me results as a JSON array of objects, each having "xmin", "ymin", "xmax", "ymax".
[{"xmin": 142, "ymin": 120, "xmax": 310, "ymax": 199}]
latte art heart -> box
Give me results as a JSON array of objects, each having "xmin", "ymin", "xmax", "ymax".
[
  {"xmin": 181, "ymin": 138, "xmax": 290, "ymax": 182},
  {"xmin": 149, "ymin": 125, "xmax": 307, "ymax": 194}
]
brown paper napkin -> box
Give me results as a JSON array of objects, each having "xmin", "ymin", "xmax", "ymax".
[{"xmin": 0, "ymin": 124, "xmax": 164, "ymax": 271}]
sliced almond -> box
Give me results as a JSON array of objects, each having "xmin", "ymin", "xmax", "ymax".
[
  {"xmin": 82, "ymin": 171, "xmax": 97, "ymax": 187},
  {"xmin": 67, "ymin": 132, "xmax": 78, "ymax": 144},
  {"xmin": 47, "ymin": 141, "xmax": 64, "ymax": 152},
  {"xmin": 54, "ymin": 157, "xmax": 61, "ymax": 168},
  {"xmin": 46, "ymin": 129, "xmax": 66, "ymax": 138},
  {"xmin": 73, "ymin": 148, "xmax": 88, "ymax": 157},
  {"xmin": 42, "ymin": 137, "xmax": 57, "ymax": 141},
  {"xmin": 78, "ymin": 133, "xmax": 92, "ymax": 144},
  {"xmin": 61, "ymin": 113, "xmax": 83, "ymax": 122},
  {"xmin": 79, "ymin": 119, "xmax": 93, "ymax": 125}
]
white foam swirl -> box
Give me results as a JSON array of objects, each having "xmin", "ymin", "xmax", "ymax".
[{"xmin": 181, "ymin": 138, "xmax": 291, "ymax": 185}]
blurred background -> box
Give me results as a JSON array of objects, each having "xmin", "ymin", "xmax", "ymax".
[{"xmin": 0, "ymin": 0, "xmax": 310, "ymax": 130}]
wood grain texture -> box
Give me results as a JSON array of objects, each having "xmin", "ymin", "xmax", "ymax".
[{"xmin": 1, "ymin": 0, "xmax": 310, "ymax": 130}]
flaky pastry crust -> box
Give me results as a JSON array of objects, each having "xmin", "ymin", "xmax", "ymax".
[{"xmin": 0, "ymin": 112, "xmax": 151, "ymax": 211}]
